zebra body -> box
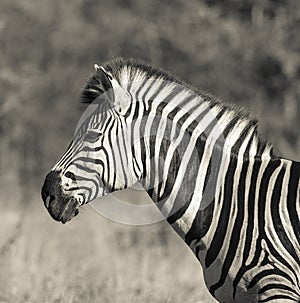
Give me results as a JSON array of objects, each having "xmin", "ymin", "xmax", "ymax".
[{"xmin": 42, "ymin": 58, "xmax": 300, "ymax": 302}]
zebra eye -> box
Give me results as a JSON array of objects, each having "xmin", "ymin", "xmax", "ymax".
[
  {"xmin": 84, "ymin": 131, "xmax": 101, "ymax": 143},
  {"xmin": 65, "ymin": 171, "xmax": 76, "ymax": 181}
]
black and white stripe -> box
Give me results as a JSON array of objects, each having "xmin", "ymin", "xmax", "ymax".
[{"xmin": 50, "ymin": 58, "xmax": 300, "ymax": 302}]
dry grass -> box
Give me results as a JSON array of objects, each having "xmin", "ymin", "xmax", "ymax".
[
  {"xmin": 0, "ymin": 192, "xmax": 216, "ymax": 303},
  {"xmin": 0, "ymin": 1, "xmax": 299, "ymax": 302}
]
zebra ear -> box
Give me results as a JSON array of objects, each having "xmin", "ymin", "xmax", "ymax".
[
  {"xmin": 113, "ymin": 86, "xmax": 131, "ymax": 115},
  {"xmin": 96, "ymin": 66, "xmax": 115, "ymax": 105},
  {"xmin": 98, "ymin": 67, "xmax": 113, "ymax": 91},
  {"xmin": 93, "ymin": 64, "xmax": 129, "ymax": 114}
]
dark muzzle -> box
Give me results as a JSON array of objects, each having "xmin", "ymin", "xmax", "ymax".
[{"xmin": 41, "ymin": 171, "xmax": 79, "ymax": 223}]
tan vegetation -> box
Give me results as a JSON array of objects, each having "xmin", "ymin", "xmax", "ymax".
[{"xmin": 0, "ymin": 0, "xmax": 299, "ymax": 302}]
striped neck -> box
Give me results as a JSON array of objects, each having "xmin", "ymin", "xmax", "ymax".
[{"xmin": 123, "ymin": 74, "xmax": 274, "ymax": 235}]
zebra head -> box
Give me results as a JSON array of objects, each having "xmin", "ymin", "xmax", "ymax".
[{"xmin": 41, "ymin": 64, "xmax": 138, "ymax": 223}]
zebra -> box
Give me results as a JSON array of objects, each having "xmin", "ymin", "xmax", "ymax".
[{"xmin": 41, "ymin": 58, "xmax": 300, "ymax": 302}]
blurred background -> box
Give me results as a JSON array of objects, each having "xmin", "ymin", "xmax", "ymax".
[{"xmin": 0, "ymin": 0, "xmax": 299, "ymax": 302}]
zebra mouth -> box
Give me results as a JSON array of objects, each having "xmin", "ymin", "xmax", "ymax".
[
  {"xmin": 57, "ymin": 197, "xmax": 79, "ymax": 224},
  {"xmin": 59, "ymin": 197, "xmax": 80, "ymax": 224},
  {"xmin": 44, "ymin": 195, "xmax": 80, "ymax": 224}
]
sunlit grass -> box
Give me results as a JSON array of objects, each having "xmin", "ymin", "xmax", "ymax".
[{"xmin": 0, "ymin": 193, "xmax": 216, "ymax": 303}]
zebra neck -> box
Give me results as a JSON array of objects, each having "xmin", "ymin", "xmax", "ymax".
[
  {"xmin": 141, "ymin": 123, "xmax": 299, "ymax": 246},
  {"xmin": 127, "ymin": 77, "xmax": 299, "ymax": 241},
  {"xmin": 136, "ymin": 105, "xmax": 261, "ymax": 235}
]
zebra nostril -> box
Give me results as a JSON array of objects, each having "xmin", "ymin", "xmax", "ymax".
[{"xmin": 45, "ymin": 195, "xmax": 56, "ymax": 208}]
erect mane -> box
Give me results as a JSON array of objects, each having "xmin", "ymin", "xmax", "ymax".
[
  {"xmin": 80, "ymin": 57, "xmax": 273, "ymax": 156},
  {"xmin": 80, "ymin": 58, "xmax": 184, "ymax": 104}
]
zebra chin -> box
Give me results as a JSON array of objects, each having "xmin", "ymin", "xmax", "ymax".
[
  {"xmin": 44, "ymin": 195, "xmax": 80, "ymax": 224},
  {"xmin": 48, "ymin": 198, "xmax": 79, "ymax": 224}
]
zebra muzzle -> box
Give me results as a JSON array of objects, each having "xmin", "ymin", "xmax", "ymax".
[{"xmin": 42, "ymin": 171, "xmax": 80, "ymax": 223}]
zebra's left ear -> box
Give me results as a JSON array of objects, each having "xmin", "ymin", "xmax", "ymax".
[
  {"xmin": 93, "ymin": 65, "xmax": 115, "ymax": 106},
  {"xmin": 94, "ymin": 64, "xmax": 100, "ymax": 71}
]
